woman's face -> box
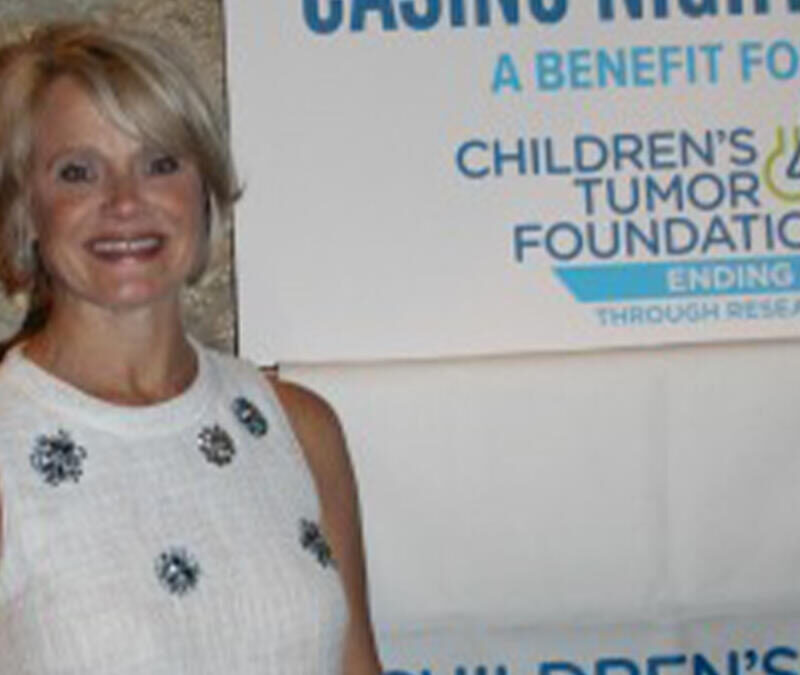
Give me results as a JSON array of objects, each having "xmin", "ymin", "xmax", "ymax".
[{"xmin": 29, "ymin": 76, "xmax": 206, "ymax": 314}]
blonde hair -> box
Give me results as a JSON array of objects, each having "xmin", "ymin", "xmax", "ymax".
[{"xmin": 0, "ymin": 21, "xmax": 239, "ymax": 317}]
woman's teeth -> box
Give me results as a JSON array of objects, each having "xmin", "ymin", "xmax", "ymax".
[{"xmin": 91, "ymin": 236, "xmax": 163, "ymax": 255}]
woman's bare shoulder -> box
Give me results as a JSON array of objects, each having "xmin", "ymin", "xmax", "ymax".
[
  {"xmin": 266, "ymin": 374, "xmax": 352, "ymax": 488},
  {"xmin": 264, "ymin": 373, "xmax": 382, "ymax": 673}
]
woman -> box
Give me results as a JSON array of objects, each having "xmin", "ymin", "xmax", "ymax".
[{"xmin": 0, "ymin": 22, "xmax": 381, "ymax": 674}]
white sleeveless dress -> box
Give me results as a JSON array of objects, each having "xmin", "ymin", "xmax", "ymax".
[{"xmin": 0, "ymin": 342, "xmax": 348, "ymax": 674}]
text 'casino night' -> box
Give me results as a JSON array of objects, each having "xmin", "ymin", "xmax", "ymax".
[{"xmin": 303, "ymin": 1, "xmax": 800, "ymax": 34}]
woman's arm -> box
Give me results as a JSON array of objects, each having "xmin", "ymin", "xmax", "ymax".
[{"xmin": 270, "ymin": 376, "xmax": 383, "ymax": 675}]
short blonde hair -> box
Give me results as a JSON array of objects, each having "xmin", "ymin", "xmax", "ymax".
[{"xmin": 0, "ymin": 21, "xmax": 239, "ymax": 300}]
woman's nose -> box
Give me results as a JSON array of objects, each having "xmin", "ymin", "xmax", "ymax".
[{"xmin": 103, "ymin": 171, "xmax": 143, "ymax": 218}]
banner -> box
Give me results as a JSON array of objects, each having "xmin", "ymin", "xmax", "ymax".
[
  {"xmin": 227, "ymin": 1, "xmax": 800, "ymax": 364},
  {"xmin": 224, "ymin": 3, "xmax": 800, "ymax": 671},
  {"xmin": 282, "ymin": 339, "xmax": 800, "ymax": 670}
]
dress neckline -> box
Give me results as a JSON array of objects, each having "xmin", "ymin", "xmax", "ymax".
[{"xmin": 1, "ymin": 337, "xmax": 216, "ymax": 437}]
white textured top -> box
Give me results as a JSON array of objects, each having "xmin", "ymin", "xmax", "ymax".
[{"xmin": 0, "ymin": 342, "xmax": 347, "ymax": 674}]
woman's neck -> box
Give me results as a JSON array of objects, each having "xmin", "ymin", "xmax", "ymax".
[{"xmin": 22, "ymin": 300, "xmax": 198, "ymax": 406}]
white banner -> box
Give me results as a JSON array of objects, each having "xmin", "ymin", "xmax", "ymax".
[
  {"xmin": 227, "ymin": 2, "xmax": 800, "ymax": 363},
  {"xmin": 282, "ymin": 340, "xmax": 800, "ymax": 670}
]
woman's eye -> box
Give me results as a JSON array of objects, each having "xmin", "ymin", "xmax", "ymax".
[
  {"xmin": 148, "ymin": 154, "xmax": 180, "ymax": 176},
  {"xmin": 57, "ymin": 162, "xmax": 93, "ymax": 183}
]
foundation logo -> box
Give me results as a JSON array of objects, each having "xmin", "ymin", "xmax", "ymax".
[{"xmin": 497, "ymin": 125, "xmax": 800, "ymax": 328}]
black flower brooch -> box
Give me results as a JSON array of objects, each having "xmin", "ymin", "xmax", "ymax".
[
  {"xmin": 30, "ymin": 429, "xmax": 87, "ymax": 486},
  {"xmin": 197, "ymin": 424, "xmax": 236, "ymax": 466},
  {"xmin": 299, "ymin": 518, "xmax": 336, "ymax": 569},
  {"xmin": 155, "ymin": 547, "xmax": 201, "ymax": 596}
]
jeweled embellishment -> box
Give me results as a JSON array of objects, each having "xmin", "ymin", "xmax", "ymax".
[
  {"xmin": 155, "ymin": 547, "xmax": 200, "ymax": 596},
  {"xmin": 197, "ymin": 424, "xmax": 235, "ymax": 466},
  {"xmin": 300, "ymin": 518, "xmax": 336, "ymax": 568},
  {"xmin": 232, "ymin": 397, "xmax": 268, "ymax": 437},
  {"xmin": 30, "ymin": 429, "xmax": 87, "ymax": 486}
]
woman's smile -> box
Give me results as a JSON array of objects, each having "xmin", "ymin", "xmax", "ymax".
[{"xmin": 86, "ymin": 233, "xmax": 167, "ymax": 262}]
